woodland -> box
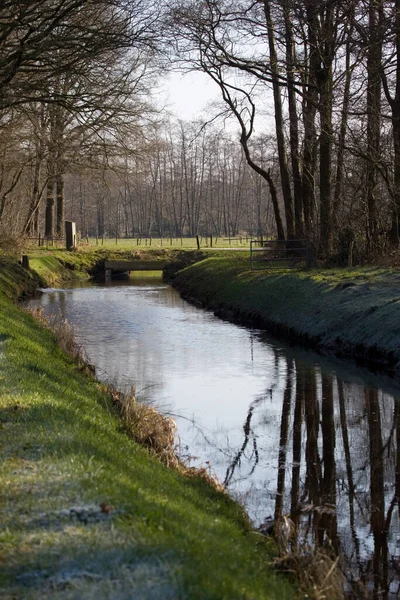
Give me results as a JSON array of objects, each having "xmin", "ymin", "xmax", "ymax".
[{"xmin": 1, "ymin": 0, "xmax": 400, "ymax": 261}]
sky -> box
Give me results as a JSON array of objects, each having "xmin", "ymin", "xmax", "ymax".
[
  {"xmin": 158, "ymin": 70, "xmax": 222, "ymax": 121},
  {"xmin": 158, "ymin": 69, "xmax": 275, "ymax": 136}
]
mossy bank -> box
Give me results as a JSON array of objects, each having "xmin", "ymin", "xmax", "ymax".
[
  {"xmin": 168, "ymin": 254, "xmax": 400, "ymax": 378},
  {"xmin": 0, "ymin": 255, "xmax": 294, "ymax": 599}
]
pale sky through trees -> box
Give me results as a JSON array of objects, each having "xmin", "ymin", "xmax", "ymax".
[
  {"xmin": 158, "ymin": 69, "xmax": 275, "ymax": 135},
  {"xmin": 159, "ymin": 70, "xmax": 221, "ymax": 120}
]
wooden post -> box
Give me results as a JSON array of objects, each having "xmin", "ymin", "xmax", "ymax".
[
  {"xmin": 21, "ymin": 255, "xmax": 30, "ymax": 269},
  {"xmin": 196, "ymin": 235, "xmax": 200, "ymax": 250},
  {"xmin": 65, "ymin": 221, "xmax": 77, "ymax": 250}
]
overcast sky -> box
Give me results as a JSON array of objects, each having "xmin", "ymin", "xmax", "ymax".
[
  {"xmin": 157, "ymin": 69, "xmax": 275, "ymax": 137},
  {"xmin": 158, "ymin": 70, "xmax": 222, "ymax": 120}
]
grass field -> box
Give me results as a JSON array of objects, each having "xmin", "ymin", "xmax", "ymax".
[{"xmin": 25, "ymin": 236, "xmax": 253, "ymax": 252}]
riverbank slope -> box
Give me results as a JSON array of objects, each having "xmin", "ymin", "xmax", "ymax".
[
  {"xmin": 0, "ymin": 255, "xmax": 293, "ymax": 599},
  {"xmin": 168, "ymin": 254, "xmax": 400, "ymax": 378}
]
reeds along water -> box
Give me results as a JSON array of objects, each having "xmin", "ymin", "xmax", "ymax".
[{"xmin": 255, "ymin": 357, "xmax": 400, "ymax": 598}]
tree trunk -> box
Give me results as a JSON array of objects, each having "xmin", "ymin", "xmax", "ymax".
[
  {"xmin": 319, "ymin": 67, "xmax": 333, "ymax": 256},
  {"xmin": 333, "ymin": 4, "xmax": 355, "ymax": 232},
  {"xmin": 366, "ymin": 0, "xmax": 383, "ymax": 253},
  {"xmin": 25, "ymin": 135, "xmax": 44, "ymax": 236},
  {"xmin": 389, "ymin": 0, "xmax": 400, "ymax": 244},
  {"xmin": 302, "ymin": 16, "xmax": 318, "ymax": 240},
  {"xmin": 45, "ymin": 173, "xmax": 55, "ymax": 238},
  {"xmin": 263, "ymin": 0, "xmax": 294, "ymax": 239},
  {"xmin": 283, "ymin": 1, "xmax": 303, "ymax": 238},
  {"xmin": 56, "ymin": 173, "xmax": 64, "ymax": 237}
]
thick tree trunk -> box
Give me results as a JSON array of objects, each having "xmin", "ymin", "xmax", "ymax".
[
  {"xmin": 319, "ymin": 68, "xmax": 333, "ymax": 256},
  {"xmin": 366, "ymin": 1, "xmax": 382, "ymax": 252},
  {"xmin": 391, "ymin": 99, "xmax": 400, "ymax": 244},
  {"xmin": 263, "ymin": 0, "xmax": 294, "ymax": 239},
  {"xmin": 283, "ymin": 1, "xmax": 303, "ymax": 238},
  {"xmin": 45, "ymin": 173, "xmax": 55, "ymax": 238},
  {"xmin": 333, "ymin": 8, "xmax": 355, "ymax": 230},
  {"xmin": 389, "ymin": 0, "xmax": 400, "ymax": 244},
  {"xmin": 305, "ymin": 1, "xmax": 335, "ymax": 256},
  {"xmin": 302, "ymin": 17, "xmax": 318, "ymax": 241},
  {"xmin": 56, "ymin": 173, "xmax": 64, "ymax": 236}
]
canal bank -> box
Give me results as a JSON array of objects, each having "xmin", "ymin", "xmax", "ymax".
[
  {"xmin": 167, "ymin": 254, "xmax": 400, "ymax": 380},
  {"xmin": 0, "ymin": 255, "xmax": 295, "ymax": 599}
]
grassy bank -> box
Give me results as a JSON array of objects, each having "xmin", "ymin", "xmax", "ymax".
[
  {"xmin": 169, "ymin": 254, "xmax": 400, "ymax": 377},
  {"xmin": 0, "ymin": 256, "xmax": 294, "ymax": 599}
]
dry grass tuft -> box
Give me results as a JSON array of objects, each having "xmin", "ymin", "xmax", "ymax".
[
  {"xmin": 274, "ymin": 545, "xmax": 346, "ymax": 600},
  {"xmin": 110, "ymin": 388, "xmax": 226, "ymax": 493},
  {"xmin": 182, "ymin": 465, "xmax": 226, "ymax": 494},
  {"xmin": 111, "ymin": 388, "xmax": 179, "ymax": 469}
]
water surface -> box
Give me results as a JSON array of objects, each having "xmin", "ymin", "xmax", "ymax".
[{"xmin": 26, "ymin": 274, "xmax": 400, "ymax": 598}]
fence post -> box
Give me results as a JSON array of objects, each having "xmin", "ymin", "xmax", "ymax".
[{"xmin": 65, "ymin": 221, "xmax": 77, "ymax": 250}]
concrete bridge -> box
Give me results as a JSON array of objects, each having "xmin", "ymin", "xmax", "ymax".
[{"xmin": 104, "ymin": 260, "xmax": 168, "ymax": 277}]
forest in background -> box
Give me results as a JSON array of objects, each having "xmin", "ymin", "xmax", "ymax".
[{"xmin": 1, "ymin": 0, "xmax": 400, "ymax": 262}]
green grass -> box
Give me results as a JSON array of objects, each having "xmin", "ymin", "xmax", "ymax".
[
  {"xmin": 0, "ymin": 258, "xmax": 294, "ymax": 599},
  {"xmin": 25, "ymin": 236, "xmax": 252, "ymax": 253}
]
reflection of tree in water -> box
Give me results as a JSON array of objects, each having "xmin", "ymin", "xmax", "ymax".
[
  {"xmin": 224, "ymin": 395, "xmax": 263, "ymax": 487},
  {"xmin": 224, "ymin": 354, "xmax": 283, "ymax": 487},
  {"xmin": 267, "ymin": 357, "xmax": 400, "ymax": 598}
]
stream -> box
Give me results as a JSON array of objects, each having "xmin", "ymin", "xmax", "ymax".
[{"xmin": 25, "ymin": 273, "xmax": 400, "ymax": 598}]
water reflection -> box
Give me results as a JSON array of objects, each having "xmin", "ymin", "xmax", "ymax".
[
  {"xmin": 266, "ymin": 360, "xmax": 400, "ymax": 598},
  {"xmin": 25, "ymin": 275, "xmax": 400, "ymax": 598}
]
